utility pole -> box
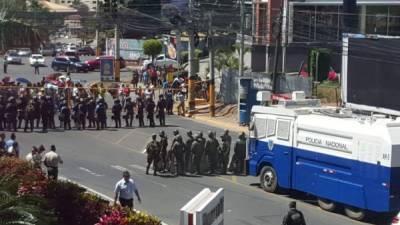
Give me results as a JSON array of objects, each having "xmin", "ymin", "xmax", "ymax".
[
  {"xmin": 95, "ymin": 0, "xmax": 100, "ymax": 56},
  {"xmin": 114, "ymin": 23, "xmax": 120, "ymax": 82},
  {"xmin": 187, "ymin": 0, "xmax": 196, "ymax": 115},
  {"xmin": 208, "ymin": 12, "xmax": 215, "ymax": 117},
  {"xmin": 281, "ymin": 0, "xmax": 288, "ymax": 73},
  {"xmin": 271, "ymin": 9, "xmax": 282, "ymax": 94},
  {"xmin": 238, "ymin": 0, "xmax": 245, "ymax": 121},
  {"xmin": 239, "ymin": 0, "xmax": 245, "ymax": 77}
]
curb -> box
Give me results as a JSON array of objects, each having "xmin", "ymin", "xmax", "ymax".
[
  {"xmin": 59, "ymin": 177, "xmax": 169, "ymax": 225},
  {"xmin": 190, "ymin": 115, "xmax": 248, "ymax": 133}
]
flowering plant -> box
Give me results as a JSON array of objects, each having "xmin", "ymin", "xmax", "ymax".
[{"xmin": 96, "ymin": 208, "xmax": 128, "ymax": 225}]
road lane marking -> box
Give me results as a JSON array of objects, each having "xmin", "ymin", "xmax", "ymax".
[
  {"xmin": 130, "ymin": 164, "xmax": 147, "ymax": 171},
  {"xmin": 79, "ymin": 166, "xmax": 103, "ymax": 177},
  {"xmin": 115, "ymin": 129, "xmax": 136, "ymax": 144},
  {"xmin": 128, "ymin": 164, "xmax": 167, "ymax": 188},
  {"xmin": 111, "ymin": 165, "xmax": 130, "ymax": 172}
]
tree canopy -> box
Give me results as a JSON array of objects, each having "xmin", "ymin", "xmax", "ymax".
[{"xmin": 143, "ymin": 39, "xmax": 163, "ymax": 61}]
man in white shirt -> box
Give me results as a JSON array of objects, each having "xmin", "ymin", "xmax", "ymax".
[
  {"xmin": 43, "ymin": 145, "xmax": 63, "ymax": 180},
  {"xmin": 114, "ymin": 170, "xmax": 141, "ymax": 210}
]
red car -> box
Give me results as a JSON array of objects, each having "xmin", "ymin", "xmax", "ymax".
[{"xmin": 85, "ymin": 56, "xmax": 126, "ymax": 71}]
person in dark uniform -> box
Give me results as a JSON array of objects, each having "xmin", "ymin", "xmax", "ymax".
[
  {"xmin": 112, "ymin": 99, "xmax": 123, "ymax": 128},
  {"xmin": 205, "ymin": 131, "xmax": 220, "ymax": 174},
  {"xmin": 46, "ymin": 96, "xmax": 56, "ymax": 129},
  {"xmin": 136, "ymin": 97, "xmax": 145, "ymax": 127},
  {"xmin": 3, "ymin": 56, "xmax": 8, "ymax": 73},
  {"xmin": 159, "ymin": 130, "xmax": 168, "ymax": 172},
  {"xmin": 95, "ymin": 99, "xmax": 107, "ymax": 130},
  {"xmin": 220, "ymin": 129, "xmax": 232, "ymax": 174},
  {"xmin": 165, "ymin": 89, "xmax": 173, "ymax": 115},
  {"xmin": 191, "ymin": 134, "xmax": 203, "ymax": 175},
  {"xmin": 146, "ymin": 98, "xmax": 156, "ymax": 127},
  {"xmin": 24, "ymin": 100, "xmax": 35, "ymax": 132},
  {"xmin": 171, "ymin": 135, "xmax": 185, "ymax": 176},
  {"xmin": 40, "ymin": 96, "xmax": 48, "ymax": 132},
  {"xmin": 17, "ymin": 96, "xmax": 27, "ymax": 129},
  {"xmin": 5, "ymin": 97, "xmax": 18, "ymax": 132},
  {"xmin": 232, "ymin": 132, "xmax": 247, "ymax": 174},
  {"xmin": 87, "ymin": 97, "xmax": 96, "ymax": 128},
  {"xmin": 33, "ymin": 97, "xmax": 41, "ymax": 128},
  {"xmin": 185, "ymin": 131, "xmax": 194, "ymax": 173},
  {"xmin": 0, "ymin": 95, "xmax": 5, "ymax": 131},
  {"xmin": 282, "ymin": 201, "xmax": 306, "ymax": 225},
  {"xmin": 124, "ymin": 97, "xmax": 134, "ymax": 127},
  {"xmin": 60, "ymin": 101, "xmax": 71, "ymax": 130},
  {"xmin": 72, "ymin": 100, "xmax": 80, "ymax": 129},
  {"xmin": 34, "ymin": 61, "xmax": 40, "ymax": 75},
  {"xmin": 78, "ymin": 98, "xmax": 87, "ymax": 130},
  {"xmin": 145, "ymin": 134, "xmax": 160, "ymax": 176},
  {"xmin": 156, "ymin": 94, "xmax": 167, "ymax": 126}
]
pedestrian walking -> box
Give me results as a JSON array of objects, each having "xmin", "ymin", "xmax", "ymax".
[
  {"xmin": 114, "ymin": 171, "xmax": 142, "ymax": 210},
  {"xmin": 145, "ymin": 134, "xmax": 160, "ymax": 176},
  {"xmin": 43, "ymin": 145, "xmax": 63, "ymax": 180},
  {"xmin": 156, "ymin": 94, "xmax": 167, "ymax": 126},
  {"xmin": 34, "ymin": 61, "xmax": 40, "ymax": 75},
  {"xmin": 3, "ymin": 56, "xmax": 8, "ymax": 73},
  {"xmin": 176, "ymin": 91, "xmax": 185, "ymax": 116},
  {"xmin": 26, "ymin": 146, "xmax": 42, "ymax": 169},
  {"xmin": 282, "ymin": 201, "xmax": 307, "ymax": 225}
]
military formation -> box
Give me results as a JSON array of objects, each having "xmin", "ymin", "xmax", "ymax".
[
  {"xmin": 0, "ymin": 93, "xmax": 168, "ymax": 132},
  {"xmin": 145, "ymin": 129, "xmax": 247, "ymax": 176}
]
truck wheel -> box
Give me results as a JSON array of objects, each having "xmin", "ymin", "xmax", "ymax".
[
  {"xmin": 317, "ymin": 198, "xmax": 336, "ymax": 212},
  {"xmin": 344, "ymin": 206, "xmax": 366, "ymax": 221},
  {"xmin": 260, "ymin": 166, "xmax": 278, "ymax": 193}
]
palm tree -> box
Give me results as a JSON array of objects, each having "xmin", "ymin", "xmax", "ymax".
[{"xmin": 0, "ymin": 190, "xmax": 37, "ymax": 225}]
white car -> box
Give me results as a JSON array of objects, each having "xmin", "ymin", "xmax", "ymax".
[
  {"xmin": 142, "ymin": 54, "xmax": 179, "ymax": 70},
  {"xmin": 18, "ymin": 48, "xmax": 32, "ymax": 57},
  {"xmin": 29, "ymin": 54, "xmax": 45, "ymax": 66},
  {"xmin": 6, "ymin": 52, "xmax": 22, "ymax": 64}
]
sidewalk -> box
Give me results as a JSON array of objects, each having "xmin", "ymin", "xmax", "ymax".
[{"xmin": 187, "ymin": 104, "xmax": 248, "ymax": 133}]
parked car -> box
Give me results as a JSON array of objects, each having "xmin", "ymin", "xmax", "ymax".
[
  {"xmin": 85, "ymin": 56, "xmax": 126, "ymax": 71},
  {"xmin": 51, "ymin": 56, "xmax": 89, "ymax": 73},
  {"xmin": 17, "ymin": 48, "xmax": 32, "ymax": 57},
  {"xmin": 78, "ymin": 46, "xmax": 95, "ymax": 56},
  {"xmin": 6, "ymin": 52, "xmax": 22, "ymax": 64},
  {"xmin": 29, "ymin": 54, "xmax": 45, "ymax": 66},
  {"xmin": 142, "ymin": 54, "xmax": 178, "ymax": 70}
]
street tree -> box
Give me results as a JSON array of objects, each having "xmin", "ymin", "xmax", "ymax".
[{"xmin": 143, "ymin": 39, "xmax": 162, "ymax": 62}]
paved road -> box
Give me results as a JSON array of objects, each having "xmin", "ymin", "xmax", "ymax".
[
  {"xmin": 5, "ymin": 115, "xmax": 386, "ymax": 225},
  {"xmin": 0, "ymin": 56, "xmax": 133, "ymax": 84}
]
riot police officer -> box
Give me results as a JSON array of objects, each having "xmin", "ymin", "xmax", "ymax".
[
  {"xmin": 146, "ymin": 98, "xmax": 156, "ymax": 127},
  {"xmin": 33, "ymin": 96, "xmax": 41, "ymax": 128},
  {"xmin": 40, "ymin": 96, "xmax": 48, "ymax": 132},
  {"xmin": 185, "ymin": 131, "xmax": 194, "ymax": 173},
  {"xmin": 0, "ymin": 95, "xmax": 5, "ymax": 131},
  {"xmin": 124, "ymin": 97, "xmax": 134, "ymax": 127},
  {"xmin": 145, "ymin": 134, "xmax": 160, "ymax": 176},
  {"xmin": 171, "ymin": 135, "xmax": 185, "ymax": 176},
  {"xmin": 47, "ymin": 96, "xmax": 56, "ymax": 129},
  {"xmin": 232, "ymin": 132, "xmax": 247, "ymax": 174},
  {"xmin": 78, "ymin": 98, "xmax": 87, "ymax": 130},
  {"xmin": 5, "ymin": 97, "xmax": 17, "ymax": 132},
  {"xmin": 112, "ymin": 99, "xmax": 122, "ymax": 128},
  {"xmin": 24, "ymin": 100, "xmax": 35, "ymax": 132},
  {"xmin": 191, "ymin": 134, "xmax": 203, "ymax": 175},
  {"xmin": 220, "ymin": 129, "xmax": 232, "ymax": 174},
  {"xmin": 87, "ymin": 97, "xmax": 96, "ymax": 128},
  {"xmin": 137, "ymin": 97, "xmax": 145, "ymax": 127},
  {"xmin": 60, "ymin": 101, "xmax": 71, "ymax": 130},
  {"xmin": 159, "ymin": 130, "xmax": 168, "ymax": 172},
  {"xmin": 205, "ymin": 131, "xmax": 220, "ymax": 174},
  {"xmin": 17, "ymin": 95, "xmax": 27, "ymax": 129},
  {"xmin": 156, "ymin": 94, "xmax": 167, "ymax": 126},
  {"xmin": 95, "ymin": 99, "xmax": 107, "ymax": 130}
]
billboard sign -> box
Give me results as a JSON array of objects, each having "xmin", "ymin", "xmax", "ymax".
[
  {"xmin": 106, "ymin": 38, "xmax": 145, "ymax": 60},
  {"xmin": 342, "ymin": 34, "xmax": 400, "ymax": 115},
  {"xmin": 180, "ymin": 188, "xmax": 224, "ymax": 225},
  {"xmin": 100, "ymin": 57, "xmax": 114, "ymax": 82}
]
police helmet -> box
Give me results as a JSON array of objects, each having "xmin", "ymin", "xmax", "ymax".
[
  {"xmin": 159, "ymin": 94, "xmax": 164, "ymax": 98},
  {"xmin": 224, "ymin": 129, "xmax": 229, "ymax": 134},
  {"xmin": 239, "ymin": 132, "xmax": 246, "ymax": 140},
  {"xmin": 173, "ymin": 129, "xmax": 179, "ymax": 135},
  {"xmin": 208, "ymin": 130, "xmax": 214, "ymax": 138},
  {"xmin": 187, "ymin": 130, "xmax": 193, "ymax": 136},
  {"xmin": 198, "ymin": 132, "xmax": 203, "ymax": 138},
  {"xmin": 176, "ymin": 135, "xmax": 183, "ymax": 142},
  {"xmin": 151, "ymin": 133, "xmax": 157, "ymax": 140},
  {"xmin": 159, "ymin": 130, "xmax": 165, "ymax": 136}
]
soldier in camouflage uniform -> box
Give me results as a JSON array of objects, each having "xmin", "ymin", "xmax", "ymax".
[
  {"xmin": 185, "ymin": 130, "xmax": 194, "ymax": 173},
  {"xmin": 205, "ymin": 131, "xmax": 220, "ymax": 174},
  {"xmin": 220, "ymin": 129, "xmax": 232, "ymax": 174},
  {"xmin": 145, "ymin": 134, "xmax": 160, "ymax": 176},
  {"xmin": 159, "ymin": 130, "xmax": 168, "ymax": 172}
]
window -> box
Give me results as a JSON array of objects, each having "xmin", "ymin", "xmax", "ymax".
[
  {"xmin": 277, "ymin": 120, "xmax": 290, "ymax": 140},
  {"xmin": 366, "ymin": 6, "xmax": 389, "ymax": 35},
  {"xmin": 267, "ymin": 119, "xmax": 276, "ymax": 137},
  {"xmin": 389, "ymin": 6, "xmax": 400, "ymax": 36},
  {"xmin": 254, "ymin": 118, "xmax": 267, "ymax": 138}
]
